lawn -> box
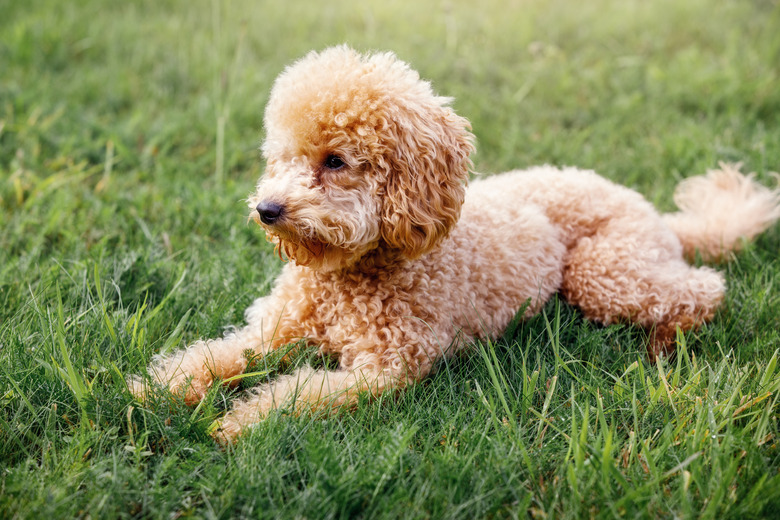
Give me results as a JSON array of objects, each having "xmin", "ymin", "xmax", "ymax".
[{"xmin": 2, "ymin": 0, "xmax": 780, "ymax": 518}]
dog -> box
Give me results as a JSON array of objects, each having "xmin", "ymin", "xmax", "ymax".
[{"xmin": 130, "ymin": 46, "xmax": 780, "ymax": 443}]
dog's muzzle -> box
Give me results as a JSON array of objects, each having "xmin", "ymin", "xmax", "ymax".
[{"xmin": 256, "ymin": 201, "xmax": 284, "ymax": 225}]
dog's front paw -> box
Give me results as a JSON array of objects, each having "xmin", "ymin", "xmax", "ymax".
[
  {"xmin": 210, "ymin": 416, "xmax": 243, "ymax": 445},
  {"xmin": 126, "ymin": 375, "xmax": 209, "ymax": 405},
  {"xmin": 126, "ymin": 375, "xmax": 149, "ymax": 401},
  {"xmin": 167, "ymin": 373, "xmax": 212, "ymax": 405},
  {"xmin": 127, "ymin": 361, "xmax": 213, "ymax": 405}
]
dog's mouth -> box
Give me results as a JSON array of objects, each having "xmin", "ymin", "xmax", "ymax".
[
  {"xmin": 250, "ymin": 205, "xmax": 381, "ymax": 271},
  {"xmin": 273, "ymin": 235, "xmax": 326, "ymax": 267},
  {"xmin": 259, "ymin": 223, "xmax": 380, "ymax": 271},
  {"xmin": 251, "ymin": 215, "xmax": 333, "ymax": 268}
]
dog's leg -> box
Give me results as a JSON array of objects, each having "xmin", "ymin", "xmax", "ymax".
[
  {"xmin": 127, "ymin": 327, "xmax": 267, "ymax": 404},
  {"xmin": 128, "ymin": 294, "xmax": 303, "ymax": 404},
  {"xmin": 213, "ymin": 365, "xmax": 406, "ymax": 442},
  {"xmin": 561, "ymin": 219, "xmax": 725, "ymax": 359}
]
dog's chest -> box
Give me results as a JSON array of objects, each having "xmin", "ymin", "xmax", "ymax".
[{"xmin": 295, "ymin": 266, "xmax": 430, "ymax": 352}]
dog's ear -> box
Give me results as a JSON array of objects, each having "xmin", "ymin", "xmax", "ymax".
[{"xmin": 380, "ymin": 105, "xmax": 474, "ymax": 258}]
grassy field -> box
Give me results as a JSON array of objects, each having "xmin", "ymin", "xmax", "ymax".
[{"xmin": 2, "ymin": 0, "xmax": 780, "ymax": 517}]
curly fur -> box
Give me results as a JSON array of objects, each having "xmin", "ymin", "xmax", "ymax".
[{"xmin": 129, "ymin": 46, "xmax": 780, "ymax": 443}]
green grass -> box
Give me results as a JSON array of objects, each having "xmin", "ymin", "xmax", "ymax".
[{"xmin": 2, "ymin": 0, "xmax": 780, "ymax": 517}]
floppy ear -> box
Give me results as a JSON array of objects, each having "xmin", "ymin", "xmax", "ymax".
[{"xmin": 380, "ymin": 105, "xmax": 475, "ymax": 258}]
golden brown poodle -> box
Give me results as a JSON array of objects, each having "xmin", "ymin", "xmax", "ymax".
[{"xmin": 130, "ymin": 46, "xmax": 780, "ymax": 442}]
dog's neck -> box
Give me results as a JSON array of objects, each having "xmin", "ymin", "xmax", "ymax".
[{"xmin": 311, "ymin": 243, "xmax": 411, "ymax": 281}]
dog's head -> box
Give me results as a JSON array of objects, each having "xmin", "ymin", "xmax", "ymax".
[{"xmin": 249, "ymin": 46, "xmax": 475, "ymax": 271}]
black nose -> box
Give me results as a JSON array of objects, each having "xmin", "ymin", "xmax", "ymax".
[{"xmin": 256, "ymin": 201, "xmax": 284, "ymax": 225}]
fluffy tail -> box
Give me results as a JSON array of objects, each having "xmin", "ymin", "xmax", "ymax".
[{"xmin": 663, "ymin": 162, "xmax": 780, "ymax": 262}]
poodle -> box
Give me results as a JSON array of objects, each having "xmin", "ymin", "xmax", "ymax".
[{"xmin": 130, "ymin": 46, "xmax": 780, "ymax": 443}]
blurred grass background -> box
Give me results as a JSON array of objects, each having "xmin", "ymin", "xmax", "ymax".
[{"xmin": 2, "ymin": 0, "xmax": 780, "ymax": 518}]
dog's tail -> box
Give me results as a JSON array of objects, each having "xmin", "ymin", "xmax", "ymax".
[{"xmin": 663, "ymin": 162, "xmax": 780, "ymax": 262}]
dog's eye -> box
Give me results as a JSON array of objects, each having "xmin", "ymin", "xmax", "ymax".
[{"xmin": 323, "ymin": 155, "xmax": 346, "ymax": 170}]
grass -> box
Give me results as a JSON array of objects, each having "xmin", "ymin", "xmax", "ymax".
[{"xmin": 2, "ymin": 0, "xmax": 780, "ymax": 517}]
